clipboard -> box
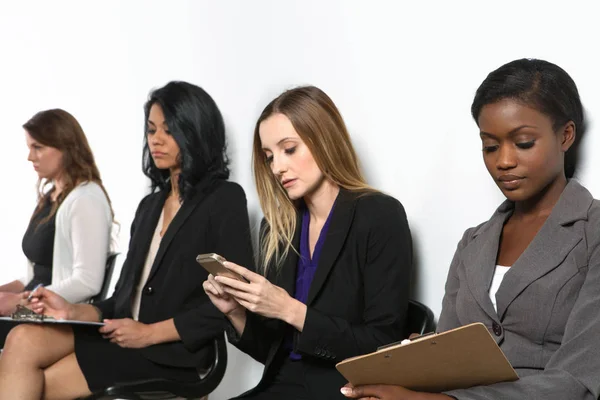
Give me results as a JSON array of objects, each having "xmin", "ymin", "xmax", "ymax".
[
  {"xmin": 0, "ymin": 305, "xmax": 104, "ymax": 327},
  {"xmin": 0, "ymin": 317, "xmax": 104, "ymax": 326},
  {"xmin": 335, "ymin": 322, "xmax": 518, "ymax": 392}
]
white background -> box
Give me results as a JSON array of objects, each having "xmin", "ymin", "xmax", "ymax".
[{"xmin": 1, "ymin": 1, "xmax": 598, "ymax": 398}]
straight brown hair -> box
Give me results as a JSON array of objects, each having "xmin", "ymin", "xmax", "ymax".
[{"xmin": 23, "ymin": 109, "xmax": 114, "ymax": 223}]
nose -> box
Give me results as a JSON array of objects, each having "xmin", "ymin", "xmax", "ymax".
[
  {"xmin": 496, "ymin": 143, "xmax": 517, "ymax": 170},
  {"xmin": 27, "ymin": 148, "xmax": 35, "ymax": 162},
  {"xmin": 149, "ymin": 129, "xmax": 166, "ymax": 145},
  {"xmin": 271, "ymin": 154, "xmax": 287, "ymax": 176}
]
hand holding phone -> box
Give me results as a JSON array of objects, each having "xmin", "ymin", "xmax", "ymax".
[{"xmin": 196, "ymin": 253, "xmax": 249, "ymax": 283}]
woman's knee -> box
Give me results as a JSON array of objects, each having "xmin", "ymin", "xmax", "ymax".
[{"xmin": 4, "ymin": 324, "xmax": 50, "ymax": 358}]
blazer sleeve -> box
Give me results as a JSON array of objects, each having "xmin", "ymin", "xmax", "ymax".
[
  {"xmin": 444, "ymin": 243, "xmax": 600, "ymax": 400},
  {"xmin": 225, "ymin": 217, "xmax": 285, "ymax": 364},
  {"xmin": 294, "ymin": 197, "xmax": 413, "ymax": 361},
  {"xmin": 47, "ymin": 191, "xmax": 111, "ymax": 303},
  {"xmin": 437, "ymin": 228, "xmax": 475, "ymax": 332},
  {"xmin": 93, "ymin": 195, "xmax": 148, "ymax": 319},
  {"xmin": 174, "ymin": 183, "xmax": 255, "ymax": 353}
]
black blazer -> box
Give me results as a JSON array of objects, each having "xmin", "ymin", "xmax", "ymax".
[
  {"xmin": 228, "ymin": 189, "xmax": 412, "ymax": 399},
  {"xmin": 95, "ymin": 179, "xmax": 254, "ymax": 369}
]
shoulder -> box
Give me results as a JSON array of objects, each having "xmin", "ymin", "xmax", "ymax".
[
  {"xmin": 585, "ymin": 198, "xmax": 600, "ymax": 253},
  {"xmin": 353, "ymin": 190, "xmax": 407, "ymax": 221},
  {"xmin": 211, "ymin": 180, "xmax": 247, "ymax": 199},
  {"xmin": 202, "ymin": 180, "xmax": 247, "ymax": 208},
  {"xmin": 63, "ymin": 181, "xmax": 106, "ymax": 202},
  {"xmin": 59, "ymin": 182, "xmax": 110, "ymax": 214}
]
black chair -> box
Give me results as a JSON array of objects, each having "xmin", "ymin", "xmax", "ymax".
[
  {"xmin": 406, "ymin": 299, "xmax": 436, "ymax": 336},
  {"xmin": 83, "ymin": 334, "xmax": 228, "ymax": 400},
  {"xmin": 90, "ymin": 253, "xmax": 119, "ymax": 304}
]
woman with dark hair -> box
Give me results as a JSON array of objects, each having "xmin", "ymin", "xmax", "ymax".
[
  {"xmin": 342, "ymin": 60, "xmax": 600, "ymax": 400},
  {"xmin": 0, "ymin": 81, "xmax": 254, "ymax": 399},
  {"xmin": 204, "ymin": 86, "xmax": 412, "ymax": 399},
  {"xmin": 0, "ymin": 109, "xmax": 113, "ymax": 316}
]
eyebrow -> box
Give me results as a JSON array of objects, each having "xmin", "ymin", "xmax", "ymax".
[
  {"xmin": 261, "ymin": 137, "xmax": 297, "ymax": 151},
  {"xmin": 480, "ymin": 125, "xmax": 538, "ymax": 139},
  {"xmin": 147, "ymin": 120, "xmax": 168, "ymax": 127}
]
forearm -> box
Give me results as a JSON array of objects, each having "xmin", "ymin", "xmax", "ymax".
[
  {"xmin": 70, "ymin": 303, "xmax": 103, "ymax": 322},
  {"xmin": 226, "ymin": 308, "xmax": 248, "ymax": 337},
  {"xmin": 0, "ymin": 280, "xmax": 25, "ymax": 293}
]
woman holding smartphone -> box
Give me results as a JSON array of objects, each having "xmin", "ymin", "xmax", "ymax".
[
  {"xmin": 0, "ymin": 81, "xmax": 254, "ymax": 399},
  {"xmin": 342, "ymin": 60, "xmax": 600, "ymax": 400},
  {"xmin": 204, "ymin": 86, "xmax": 413, "ymax": 399}
]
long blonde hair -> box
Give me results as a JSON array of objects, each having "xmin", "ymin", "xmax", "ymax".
[{"xmin": 253, "ymin": 86, "xmax": 374, "ymax": 274}]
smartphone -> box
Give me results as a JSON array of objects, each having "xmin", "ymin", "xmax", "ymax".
[{"xmin": 196, "ymin": 253, "xmax": 249, "ymax": 282}]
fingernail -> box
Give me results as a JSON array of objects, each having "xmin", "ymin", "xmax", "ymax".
[{"xmin": 340, "ymin": 387, "xmax": 352, "ymax": 396}]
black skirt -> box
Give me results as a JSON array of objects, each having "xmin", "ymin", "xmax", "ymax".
[{"xmin": 73, "ymin": 325, "xmax": 200, "ymax": 392}]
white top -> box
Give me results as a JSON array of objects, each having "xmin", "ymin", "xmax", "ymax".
[
  {"xmin": 489, "ymin": 265, "xmax": 511, "ymax": 312},
  {"xmin": 131, "ymin": 209, "xmax": 163, "ymax": 321},
  {"xmin": 19, "ymin": 182, "xmax": 113, "ymax": 303}
]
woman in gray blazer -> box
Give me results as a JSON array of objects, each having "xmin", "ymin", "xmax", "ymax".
[{"xmin": 343, "ymin": 59, "xmax": 600, "ymax": 400}]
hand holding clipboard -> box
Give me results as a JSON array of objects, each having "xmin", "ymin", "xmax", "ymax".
[{"xmin": 336, "ymin": 323, "xmax": 518, "ymax": 393}]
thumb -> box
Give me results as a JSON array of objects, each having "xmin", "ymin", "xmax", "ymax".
[
  {"xmin": 341, "ymin": 384, "xmax": 362, "ymax": 398},
  {"xmin": 341, "ymin": 384, "xmax": 383, "ymax": 398}
]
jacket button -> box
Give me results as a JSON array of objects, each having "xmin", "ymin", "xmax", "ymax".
[
  {"xmin": 492, "ymin": 322, "xmax": 502, "ymax": 336},
  {"xmin": 144, "ymin": 286, "xmax": 154, "ymax": 295}
]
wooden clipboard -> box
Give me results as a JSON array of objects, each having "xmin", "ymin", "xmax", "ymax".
[{"xmin": 335, "ymin": 322, "xmax": 518, "ymax": 392}]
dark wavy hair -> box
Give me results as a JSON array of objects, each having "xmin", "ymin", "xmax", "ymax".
[
  {"xmin": 142, "ymin": 81, "xmax": 229, "ymax": 199},
  {"xmin": 471, "ymin": 59, "xmax": 586, "ymax": 179}
]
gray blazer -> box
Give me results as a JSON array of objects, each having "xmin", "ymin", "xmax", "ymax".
[{"xmin": 438, "ymin": 180, "xmax": 600, "ymax": 400}]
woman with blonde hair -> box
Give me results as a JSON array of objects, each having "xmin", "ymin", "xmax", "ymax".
[
  {"xmin": 0, "ymin": 109, "xmax": 113, "ymax": 317},
  {"xmin": 204, "ymin": 86, "xmax": 413, "ymax": 399}
]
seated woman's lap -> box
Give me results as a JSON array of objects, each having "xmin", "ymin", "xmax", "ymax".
[{"xmin": 72, "ymin": 325, "xmax": 200, "ymax": 392}]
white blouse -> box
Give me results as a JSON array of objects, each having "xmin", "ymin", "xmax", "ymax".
[
  {"xmin": 489, "ymin": 265, "xmax": 511, "ymax": 312},
  {"xmin": 131, "ymin": 209, "xmax": 163, "ymax": 321},
  {"xmin": 19, "ymin": 182, "xmax": 113, "ymax": 303}
]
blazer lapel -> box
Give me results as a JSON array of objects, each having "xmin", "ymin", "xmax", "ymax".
[
  {"xmin": 131, "ymin": 191, "xmax": 167, "ymax": 286},
  {"xmin": 273, "ymin": 215, "xmax": 301, "ymax": 296},
  {"xmin": 495, "ymin": 181, "xmax": 592, "ymax": 319},
  {"xmin": 307, "ymin": 189, "xmax": 356, "ymax": 305},
  {"xmin": 462, "ymin": 207, "xmax": 511, "ymax": 322},
  {"xmin": 145, "ymin": 179, "xmax": 219, "ymax": 283}
]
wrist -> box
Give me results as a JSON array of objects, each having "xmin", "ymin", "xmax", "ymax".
[
  {"xmin": 284, "ymin": 298, "xmax": 307, "ymax": 330},
  {"xmin": 225, "ymin": 306, "xmax": 246, "ymax": 321}
]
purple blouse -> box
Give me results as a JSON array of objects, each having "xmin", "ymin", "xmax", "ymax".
[{"xmin": 288, "ymin": 204, "xmax": 335, "ymax": 360}]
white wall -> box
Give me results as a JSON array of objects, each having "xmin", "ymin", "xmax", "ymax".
[{"xmin": 0, "ymin": 1, "xmax": 598, "ymax": 398}]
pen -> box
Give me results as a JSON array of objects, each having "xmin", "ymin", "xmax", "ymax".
[{"xmin": 27, "ymin": 283, "xmax": 44, "ymax": 301}]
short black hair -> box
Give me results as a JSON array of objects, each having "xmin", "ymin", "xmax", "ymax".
[
  {"xmin": 142, "ymin": 81, "xmax": 229, "ymax": 199},
  {"xmin": 471, "ymin": 59, "xmax": 586, "ymax": 179}
]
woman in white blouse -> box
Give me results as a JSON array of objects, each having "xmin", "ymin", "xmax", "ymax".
[{"xmin": 0, "ymin": 109, "xmax": 113, "ymax": 316}]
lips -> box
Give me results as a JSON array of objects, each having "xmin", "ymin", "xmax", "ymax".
[
  {"xmin": 151, "ymin": 151, "xmax": 166, "ymax": 157},
  {"xmin": 282, "ymin": 178, "xmax": 297, "ymax": 188},
  {"xmin": 497, "ymin": 174, "xmax": 524, "ymax": 190}
]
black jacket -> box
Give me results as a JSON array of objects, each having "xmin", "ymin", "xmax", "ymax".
[
  {"xmin": 96, "ymin": 179, "xmax": 254, "ymax": 369},
  {"xmin": 229, "ymin": 189, "xmax": 412, "ymax": 399}
]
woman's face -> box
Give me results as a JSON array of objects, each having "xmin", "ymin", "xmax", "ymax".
[
  {"xmin": 478, "ymin": 98, "xmax": 574, "ymax": 203},
  {"xmin": 147, "ymin": 103, "xmax": 181, "ymax": 171},
  {"xmin": 25, "ymin": 131, "xmax": 63, "ymax": 180},
  {"xmin": 259, "ymin": 113, "xmax": 324, "ymax": 201}
]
